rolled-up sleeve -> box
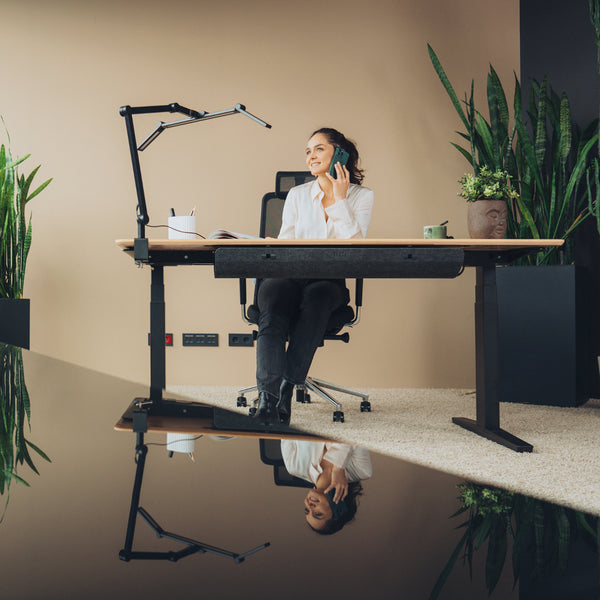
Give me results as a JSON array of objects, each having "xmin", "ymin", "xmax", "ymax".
[{"xmin": 325, "ymin": 186, "xmax": 374, "ymax": 239}]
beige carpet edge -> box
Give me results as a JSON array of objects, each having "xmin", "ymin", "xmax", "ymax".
[{"xmin": 167, "ymin": 385, "xmax": 600, "ymax": 517}]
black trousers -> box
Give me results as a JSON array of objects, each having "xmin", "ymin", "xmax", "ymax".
[{"xmin": 256, "ymin": 278, "xmax": 349, "ymax": 399}]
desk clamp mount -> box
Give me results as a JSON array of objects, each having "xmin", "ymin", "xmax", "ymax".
[{"xmin": 119, "ymin": 101, "xmax": 271, "ymax": 262}]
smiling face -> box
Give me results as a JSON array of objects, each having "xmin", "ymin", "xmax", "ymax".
[
  {"xmin": 468, "ymin": 200, "xmax": 508, "ymax": 239},
  {"xmin": 305, "ymin": 133, "xmax": 335, "ymax": 177},
  {"xmin": 304, "ymin": 488, "xmax": 333, "ymax": 531}
]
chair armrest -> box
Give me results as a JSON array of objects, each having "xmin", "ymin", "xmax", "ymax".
[
  {"xmin": 239, "ymin": 278, "xmax": 252, "ymax": 324},
  {"xmin": 347, "ymin": 279, "xmax": 363, "ymax": 327}
]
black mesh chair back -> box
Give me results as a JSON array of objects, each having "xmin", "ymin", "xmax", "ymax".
[
  {"xmin": 259, "ymin": 439, "xmax": 313, "ymax": 488},
  {"xmin": 260, "ymin": 171, "xmax": 313, "ymax": 238},
  {"xmin": 275, "ymin": 171, "xmax": 313, "ymax": 197},
  {"xmin": 259, "ymin": 193, "xmax": 285, "ymax": 238}
]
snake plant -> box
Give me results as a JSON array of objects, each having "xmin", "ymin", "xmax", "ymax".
[
  {"xmin": 428, "ymin": 45, "xmax": 598, "ymax": 265},
  {"xmin": 0, "ymin": 344, "xmax": 50, "ymax": 520},
  {"xmin": 0, "ymin": 127, "xmax": 52, "ymax": 299},
  {"xmin": 429, "ymin": 482, "xmax": 600, "ymax": 599}
]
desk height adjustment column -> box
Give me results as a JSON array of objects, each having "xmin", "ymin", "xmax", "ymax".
[
  {"xmin": 150, "ymin": 265, "xmax": 166, "ymax": 401},
  {"xmin": 453, "ymin": 261, "xmax": 533, "ymax": 452}
]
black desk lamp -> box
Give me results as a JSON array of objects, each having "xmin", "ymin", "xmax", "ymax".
[
  {"xmin": 118, "ymin": 101, "xmax": 271, "ymax": 413},
  {"xmin": 119, "ymin": 102, "xmax": 271, "ymax": 260}
]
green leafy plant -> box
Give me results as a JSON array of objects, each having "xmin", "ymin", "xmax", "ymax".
[
  {"xmin": 0, "ymin": 126, "xmax": 52, "ymax": 299},
  {"xmin": 458, "ymin": 166, "xmax": 519, "ymax": 202},
  {"xmin": 586, "ymin": 0, "xmax": 600, "ymax": 231},
  {"xmin": 428, "ymin": 45, "xmax": 598, "ymax": 265},
  {"xmin": 0, "ymin": 344, "xmax": 50, "ymax": 520},
  {"xmin": 429, "ymin": 482, "xmax": 600, "ymax": 599}
]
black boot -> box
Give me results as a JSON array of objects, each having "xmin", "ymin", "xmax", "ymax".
[
  {"xmin": 256, "ymin": 391, "xmax": 278, "ymax": 425},
  {"xmin": 277, "ymin": 379, "xmax": 294, "ymax": 425}
]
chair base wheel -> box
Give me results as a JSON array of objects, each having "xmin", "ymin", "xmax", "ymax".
[
  {"xmin": 248, "ymin": 407, "xmax": 257, "ymax": 417},
  {"xmin": 360, "ymin": 401, "xmax": 371, "ymax": 412},
  {"xmin": 296, "ymin": 389, "xmax": 311, "ymax": 404},
  {"xmin": 237, "ymin": 396, "xmax": 247, "ymax": 407},
  {"xmin": 333, "ymin": 411, "xmax": 344, "ymax": 423}
]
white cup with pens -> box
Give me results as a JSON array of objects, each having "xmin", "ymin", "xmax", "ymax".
[{"xmin": 168, "ymin": 207, "xmax": 196, "ymax": 239}]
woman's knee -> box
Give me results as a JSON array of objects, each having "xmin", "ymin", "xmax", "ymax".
[{"xmin": 301, "ymin": 281, "xmax": 348, "ymax": 311}]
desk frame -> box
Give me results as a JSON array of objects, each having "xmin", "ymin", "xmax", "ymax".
[{"xmin": 118, "ymin": 238, "xmax": 563, "ymax": 453}]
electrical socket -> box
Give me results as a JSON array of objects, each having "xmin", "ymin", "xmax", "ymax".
[
  {"xmin": 148, "ymin": 333, "xmax": 173, "ymax": 346},
  {"xmin": 182, "ymin": 333, "xmax": 219, "ymax": 347},
  {"xmin": 228, "ymin": 333, "xmax": 254, "ymax": 347}
]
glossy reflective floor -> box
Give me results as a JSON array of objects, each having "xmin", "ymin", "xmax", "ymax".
[{"xmin": 1, "ymin": 349, "xmax": 598, "ymax": 599}]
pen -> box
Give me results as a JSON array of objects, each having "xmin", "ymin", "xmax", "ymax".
[
  {"xmin": 190, "ymin": 207, "xmax": 196, "ymax": 216},
  {"xmin": 170, "ymin": 208, "xmax": 175, "ymax": 217}
]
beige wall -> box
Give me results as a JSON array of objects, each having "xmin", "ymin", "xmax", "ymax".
[{"xmin": 1, "ymin": 0, "xmax": 519, "ymax": 388}]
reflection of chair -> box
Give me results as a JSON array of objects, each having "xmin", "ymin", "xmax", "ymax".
[
  {"xmin": 259, "ymin": 439, "xmax": 312, "ymax": 488},
  {"xmin": 236, "ymin": 171, "xmax": 371, "ymax": 422}
]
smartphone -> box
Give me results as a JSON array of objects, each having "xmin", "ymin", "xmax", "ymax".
[{"xmin": 328, "ymin": 147, "xmax": 349, "ymax": 178}]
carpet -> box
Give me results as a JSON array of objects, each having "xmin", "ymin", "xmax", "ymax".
[{"xmin": 168, "ymin": 384, "xmax": 600, "ymax": 517}]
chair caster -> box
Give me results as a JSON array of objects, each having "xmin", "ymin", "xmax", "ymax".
[
  {"xmin": 237, "ymin": 396, "xmax": 247, "ymax": 407},
  {"xmin": 248, "ymin": 406, "xmax": 257, "ymax": 417},
  {"xmin": 360, "ymin": 400, "xmax": 371, "ymax": 412},
  {"xmin": 333, "ymin": 411, "xmax": 344, "ymax": 423},
  {"xmin": 296, "ymin": 389, "xmax": 311, "ymax": 404}
]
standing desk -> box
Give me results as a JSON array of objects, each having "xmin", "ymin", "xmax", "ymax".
[{"xmin": 116, "ymin": 237, "xmax": 563, "ymax": 453}]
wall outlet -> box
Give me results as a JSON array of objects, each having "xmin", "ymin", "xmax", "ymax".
[
  {"xmin": 182, "ymin": 333, "xmax": 219, "ymax": 347},
  {"xmin": 148, "ymin": 333, "xmax": 173, "ymax": 346},
  {"xmin": 228, "ymin": 333, "xmax": 254, "ymax": 347}
]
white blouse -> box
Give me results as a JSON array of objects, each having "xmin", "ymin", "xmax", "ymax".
[
  {"xmin": 278, "ymin": 179, "xmax": 374, "ymax": 240},
  {"xmin": 280, "ymin": 440, "xmax": 373, "ymax": 484}
]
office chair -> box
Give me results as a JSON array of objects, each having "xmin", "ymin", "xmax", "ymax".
[
  {"xmin": 259, "ymin": 439, "xmax": 313, "ymax": 488},
  {"xmin": 236, "ymin": 171, "xmax": 371, "ymax": 423}
]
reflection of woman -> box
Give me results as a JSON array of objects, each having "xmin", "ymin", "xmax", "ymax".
[
  {"xmin": 281, "ymin": 440, "xmax": 372, "ymax": 535},
  {"xmin": 255, "ymin": 128, "xmax": 374, "ymax": 425}
]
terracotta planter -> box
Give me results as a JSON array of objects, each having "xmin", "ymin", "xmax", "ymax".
[{"xmin": 467, "ymin": 199, "xmax": 507, "ymax": 239}]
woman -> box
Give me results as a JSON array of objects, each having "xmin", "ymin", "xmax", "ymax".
[
  {"xmin": 280, "ymin": 440, "xmax": 372, "ymax": 534},
  {"xmin": 255, "ymin": 128, "xmax": 374, "ymax": 425}
]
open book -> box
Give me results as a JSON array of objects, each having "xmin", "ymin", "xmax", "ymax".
[{"xmin": 208, "ymin": 229, "xmax": 261, "ymax": 240}]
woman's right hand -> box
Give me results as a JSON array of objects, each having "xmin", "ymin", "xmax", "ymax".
[{"xmin": 325, "ymin": 467, "xmax": 348, "ymax": 503}]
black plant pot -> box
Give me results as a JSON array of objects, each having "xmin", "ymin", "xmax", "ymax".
[
  {"xmin": 496, "ymin": 265, "xmax": 594, "ymax": 407},
  {"xmin": 0, "ymin": 298, "xmax": 30, "ymax": 349}
]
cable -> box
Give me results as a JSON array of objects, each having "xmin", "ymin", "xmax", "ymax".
[
  {"xmin": 146, "ymin": 435, "xmax": 204, "ymax": 448},
  {"xmin": 146, "ymin": 223, "xmax": 206, "ymax": 239}
]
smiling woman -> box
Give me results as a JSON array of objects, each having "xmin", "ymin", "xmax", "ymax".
[
  {"xmin": 254, "ymin": 128, "xmax": 374, "ymax": 426},
  {"xmin": 281, "ymin": 440, "xmax": 373, "ymax": 535}
]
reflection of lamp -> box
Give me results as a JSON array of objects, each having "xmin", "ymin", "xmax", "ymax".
[
  {"xmin": 166, "ymin": 432, "xmax": 198, "ymax": 461},
  {"xmin": 119, "ymin": 101, "xmax": 271, "ymax": 248},
  {"xmin": 120, "ymin": 430, "xmax": 270, "ymax": 563}
]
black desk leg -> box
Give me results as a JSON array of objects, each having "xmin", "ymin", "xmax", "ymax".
[
  {"xmin": 453, "ymin": 263, "xmax": 533, "ymax": 452},
  {"xmin": 150, "ymin": 265, "xmax": 165, "ymax": 402}
]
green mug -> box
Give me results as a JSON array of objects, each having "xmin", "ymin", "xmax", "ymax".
[{"xmin": 424, "ymin": 225, "xmax": 447, "ymax": 239}]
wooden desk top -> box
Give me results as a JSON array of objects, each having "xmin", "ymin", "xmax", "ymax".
[
  {"xmin": 114, "ymin": 416, "xmax": 325, "ymax": 441},
  {"xmin": 116, "ymin": 238, "xmax": 564, "ymax": 253}
]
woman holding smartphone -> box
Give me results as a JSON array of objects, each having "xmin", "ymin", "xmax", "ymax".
[{"xmin": 255, "ymin": 127, "xmax": 374, "ymax": 425}]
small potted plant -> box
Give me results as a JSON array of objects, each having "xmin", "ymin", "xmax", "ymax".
[{"xmin": 458, "ymin": 166, "xmax": 519, "ymax": 238}]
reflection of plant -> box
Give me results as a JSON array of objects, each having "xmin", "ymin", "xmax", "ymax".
[
  {"xmin": 0, "ymin": 126, "xmax": 52, "ymax": 299},
  {"xmin": 428, "ymin": 45, "xmax": 598, "ymax": 265},
  {"xmin": 0, "ymin": 344, "xmax": 50, "ymax": 520},
  {"xmin": 429, "ymin": 482, "xmax": 600, "ymax": 599},
  {"xmin": 458, "ymin": 166, "xmax": 519, "ymax": 202}
]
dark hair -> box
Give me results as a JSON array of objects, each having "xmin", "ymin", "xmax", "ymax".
[
  {"xmin": 310, "ymin": 127, "xmax": 365, "ymax": 185},
  {"xmin": 308, "ymin": 481, "xmax": 364, "ymax": 536}
]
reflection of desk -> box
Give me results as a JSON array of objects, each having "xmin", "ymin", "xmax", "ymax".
[{"xmin": 116, "ymin": 238, "xmax": 563, "ymax": 452}]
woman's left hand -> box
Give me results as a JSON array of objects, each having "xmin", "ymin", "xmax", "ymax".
[
  {"xmin": 325, "ymin": 162, "xmax": 350, "ymax": 202},
  {"xmin": 325, "ymin": 467, "xmax": 349, "ymax": 503}
]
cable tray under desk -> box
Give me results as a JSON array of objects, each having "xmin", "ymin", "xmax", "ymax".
[{"xmin": 213, "ymin": 246, "xmax": 465, "ymax": 279}]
